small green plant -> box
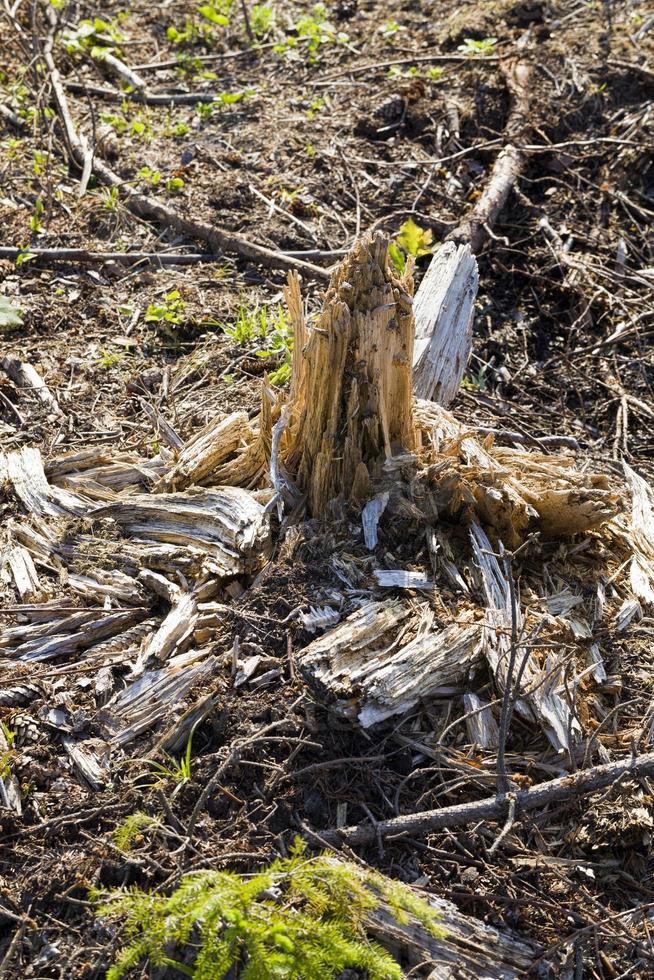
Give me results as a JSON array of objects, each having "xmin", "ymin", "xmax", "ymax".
[
  {"xmin": 388, "ymin": 217, "xmax": 433, "ymax": 274},
  {"xmin": 222, "ymin": 300, "xmax": 271, "ymax": 344},
  {"xmin": 251, "ymin": 3, "xmax": 275, "ymax": 37},
  {"xmin": 197, "ymin": 0, "xmax": 233, "ymax": 26},
  {"xmin": 457, "ymin": 36, "xmax": 497, "ymax": 56},
  {"xmin": 32, "ymin": 149, "xmax": 47, "ymax": 176},
  {"xmin": 96, "ymin": 349, "xmax": 124, "ymax": 370},
  {"xmin": 100, "ymin": 186, "xmax": 121, "ymax": 212},
  {"xmin": 256, "ymin": 307, "xmax": 293, "ymax": 386},
  {"xmin": 130, "ymin": 728, "xmax": 195, "ymax": 796},
  {"xmin": 461, "ymin": 364, "xmax": 488, "ymax": 392},
  {"xmin": 113, "ymin": 811, "xmax": 161, "ymax": 852},
  {"xmin": 380, "ymin": 19, "xmax": 403, "ymax": 38},
  {"xmin": 29, "ymin": 198, "xmax": 44, "ymax": 234},
  {"xmin": 274, "ymin": 3, "xmax": 349, "ymax": 64},
  {"xmin": 94, "ymin": 838, "xmax": 444, "ymax": 980},
  {"xmin": 145, "ymin": 289, "xmax": 185, "ymax": 327},
  {"xmin": 165, "ymin": 176, "xmax": 185, "ymax": 194},
  {"xmin": 305, "ymin": 95, "xmax": 323, "ymax": 119},
  {"xmin": 63, "ymin": 17, "xmax": 124, "ymax": 55},
  {"xmin": 137, "ymin": 165, "xmax": 161, "ymax": 186}
]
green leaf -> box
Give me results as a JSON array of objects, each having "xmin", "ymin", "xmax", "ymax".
[
  {"xmin": 396, "ymin": 218, "xmax": 432, "ymax": 259},
  {"xmin": 0, "ymin": 296, "xmax": 23, "ymax": 329},
  {"xmin": 387, "ymin": 242, "xmax": 406, "ymax": 274}
]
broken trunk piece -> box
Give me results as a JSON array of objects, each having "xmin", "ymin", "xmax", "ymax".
[
  {"xmin": 1, "ymin": 544, "xmax": 41, "ymax": 599},
  {"xmin": 91, "ymin": 486, "xmax": 271, "ymax": 577},
  {"xmin": 463, "ymin": 692, "xmax": 499, "ymax": 750},
  {"xmin": 470, "ymin": 523, "xmax": 580, "ymax": 752},
  {"xmin": 280, "ymin": 233, "xmax": 417, "ymax": 515},
  {"xmin": 367, "ymin": 887, "xmax": 542, "ymax": 979},
  {"xmin": 10, "ymin": 608, "xmax": 150, "ymax": 663},
  {"xmin": 412, "ymin": 241, "xmax": 478, "ymax": 405},
  {"xmin": 156, "ymin": 410, "xmax": 249, "ymax": 491},
  {"xmin": 299, "ymin": 600, "xmax": 482, "ymax": 727},
  {"xmin": 101, "ymin": 654, "xmax": 217, "ymax": 747}
]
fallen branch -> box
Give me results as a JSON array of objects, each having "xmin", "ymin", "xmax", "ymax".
[
  {"xmin": 318, "ymin": 750, "xmax": 654, "ymax": 847},
  {"xmin": 0, "ymin": 247, "xmax": 223, "ymax": 266},
  {"xmin": 447, "ymin": 59, "xmax": 533, "ymax": 253},
  {"xmin": 40, "ymin": 12, "xmax": 330, "ymax": 281}
]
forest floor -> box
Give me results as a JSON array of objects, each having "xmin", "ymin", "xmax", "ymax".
[{"xmin": 1, "ymin": 0, "xmax": 653, "ymax": 977}]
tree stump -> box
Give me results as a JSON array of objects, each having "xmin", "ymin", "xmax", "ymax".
[{"xmin": 281, "ymin": 231, "xmax": 417, "ymax": 516}]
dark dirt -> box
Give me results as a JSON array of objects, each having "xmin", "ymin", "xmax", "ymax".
[{"xmin": 1, "ymin": 0, "xmax": 653, "ymax": 977}]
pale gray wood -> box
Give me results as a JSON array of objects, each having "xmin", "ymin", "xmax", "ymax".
[{"xmin": 412, "ymin": 242, "xmax": 478, "ymax": 405}]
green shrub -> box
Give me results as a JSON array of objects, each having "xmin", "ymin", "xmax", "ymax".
[{"xmin": 94, "ymin": 839, "xmax": 444, "ymax": 978}]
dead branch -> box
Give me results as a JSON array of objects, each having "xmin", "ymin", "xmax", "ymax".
[
  {"xmin": 319, "ymin": 750, "xmax": 654, "ymax": 847},
  {"xmin": 447, "ymin": 59, "xmax": 533, "ymax": 253}
]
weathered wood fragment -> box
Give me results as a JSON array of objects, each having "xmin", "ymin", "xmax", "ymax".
[
  {"xmin": 101, "ymin": 655, "xmax": 217, "ymax": 746},
  {"xmin": 1, "ymin": 544, "xmax": 41, "ymax": 599},
  {"xmin": 470, "ymin": 523, "xmax": 579, "ymax": 752},
  {"xmin": 156, "ymin": 410, "xmax": 249, "ymax": 491},
  {"xmin": 11, "ymin": 608, "xmax": 149, "ymax": 663},
  {"xmin": 1, "ymin": 354, "xmax": 62, "ymax": 415},
  {"xmin": 0, "ymin": 447, "xmax": 90, "ymax": 517},
  {"xmin": 412, "ymin": 242, "xmax": 478, "ymax": 405},
  {"xmin": 299, "ymin": 600, "xmax": 482, "ymax": 727},
  {"xmin": 368, "ymin": 888, "xmax": 541, "ymax": 979},
  {"xmin": 463, "ymin": 692, "xmax": 499, "ymax": 749},
  {"xmin": 91, "ymin": 486, "xmax": 271, "ymax": 577}
]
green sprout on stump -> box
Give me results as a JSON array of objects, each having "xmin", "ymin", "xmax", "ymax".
[{"xmin": 93, "ymin": 838, "xmax": 444, "ymax": 979}]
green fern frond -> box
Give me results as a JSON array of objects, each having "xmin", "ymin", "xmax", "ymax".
[{"xmin": 94, "ymin": 838, "xmax": 444, "ymax": 978}]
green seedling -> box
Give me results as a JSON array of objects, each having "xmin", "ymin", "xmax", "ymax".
[
  {"xmin": 388, "ymin": 217, "xmax": 433, "ymax": 274},
  {"xmin": 145, "ymin": 289, "xmax": 185, "ymax": 327},
  {"xmin": 380, "ymin": 19, "xmax": 403, "ymax": 38},
  {"xmin": 96, "ymin": 349, "xmax": 124, "ymax": 370},
  {"xmin": 457, "ymin": 36, "xmax": 497, "ymax": 56},
  {"xmin": 29, "ymin": 198, "xmax": 44, "ymax": 234},
  {"xmin": 137, "ymin": 165, "xmax": 161, "ymax": 186},
  {"xmin": 93, "ymin": 837, "xmax": 444, "ymax": 980},
  {"xmin": 251, "ymin": 3, "xmax": 275, "ymax": 37},
  {"xmin": 461, "ymin": 364, "xmax": 488, "ymax": 392},
  {"xmin": 113, "ymin": 811, "xmax": 162, "ymax": 852},
  {"xmin": 63, "ymin": 17, "xmax": 124, "ymax": 55},
  {"xmin": 274, "ymin": 3, "xmax": 349, "ymax": 64}
]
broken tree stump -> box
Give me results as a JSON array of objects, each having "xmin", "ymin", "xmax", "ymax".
[{"xmin": 281, "ymin": 231, "xmax": 417, "ymax": 515}]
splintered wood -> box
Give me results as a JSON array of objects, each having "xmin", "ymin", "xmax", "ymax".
[
  {"xmin": 280, "ymin": 232, "xmax": 417, "ymax": 514},
  {"xmin": 1, "ymin": 230, "xmax": 652, "ymax": 817}
]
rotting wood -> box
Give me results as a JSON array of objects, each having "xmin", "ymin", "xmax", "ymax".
[
  {"xmin": 0, "ymin": 447, "xmax": 90, "ymax": 518},
  {"xmin": 318, "ymin": 749, "xmax": 654, "ymax": 847},
  {"xmin": 367, "ymin": 889, "xmax": 541, "ymax": 979},
  {"xmin": 280, "ymin": 233, "xmax": 416, "ymax": 514},
  {"xmin": 91, "ymin": 486, "xmax": 272, "ymax": 577},
  {"xmin": 155, "ymin": 411, "xmax": 249, "ymax": 492},
  {"xmin": 1, "ymin": 545, "xmax": 41, "ymax": 600}
]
